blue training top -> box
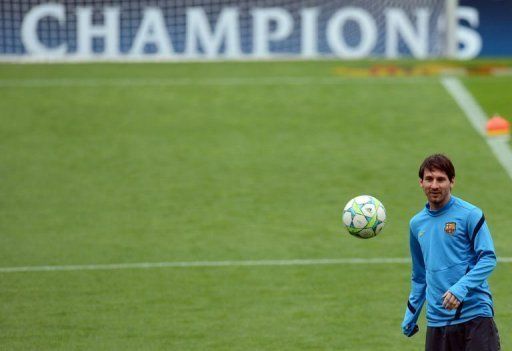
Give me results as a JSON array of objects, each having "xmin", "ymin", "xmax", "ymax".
[{"xmin": 402, "ymin": 195, "xmax": 497, "ymax": 329}]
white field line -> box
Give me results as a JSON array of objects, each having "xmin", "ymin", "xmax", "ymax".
[
  {"xmin": 441, "ymin": 77, "xmax": 512, "ymax": 180},
  {"xmin": 1, "ymin": 257, "xmax": 511, "ymax": 273},
  {"xmin": 0, "ymin": 76, "xmax": 437, "ymax": 88},
  {"xmin": 0, "ymin": 258, "xmax": 410, "ymax": 273}
]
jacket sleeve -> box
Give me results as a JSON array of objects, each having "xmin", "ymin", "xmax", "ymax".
[
  {"xmin": 449, "ymin": 209, "xmax": 497, "ymax": 302},
  {"xmin": 402, "ymin": 227, "xmax": 426, "ymax": 336}
]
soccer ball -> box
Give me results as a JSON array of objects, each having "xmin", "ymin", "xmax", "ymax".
[{"xmin": 342, "ymin": 195, "xmax": 386, "ymax": 239}]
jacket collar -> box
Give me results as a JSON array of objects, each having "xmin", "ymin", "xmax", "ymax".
[{"xmin": 425, "ymin": 195, "xmax": 455, "ymax": 217}]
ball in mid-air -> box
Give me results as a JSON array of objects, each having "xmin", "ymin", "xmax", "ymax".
[{"xmin": 342, "ymin": 195, "xmax": 386, "ymax": 239}]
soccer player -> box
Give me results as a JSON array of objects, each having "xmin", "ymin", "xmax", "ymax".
[{"xmin": 401, "ymin": 154, "xmax": 500, "ymax": 350}]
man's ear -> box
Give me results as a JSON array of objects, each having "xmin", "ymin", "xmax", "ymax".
[
  {"xmin": 450, "ymin": 177, "xmax": 455, "ymax": 189},
  {"xmin": 419, "ymin": 178, "xmax": 423, "ymax": 188}
]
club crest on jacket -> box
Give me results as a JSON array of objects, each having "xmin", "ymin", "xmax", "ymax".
[{"xmin": 444, "ymin": 222, "xmax": 456, "ymax": 235}]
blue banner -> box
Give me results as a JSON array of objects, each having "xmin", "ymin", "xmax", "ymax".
[
  {"xmin": 460, "ymin": 0, "xmax": 512, "ymax": 56},
  {"xmin": 0, "ymin": 0, "xmax": 510, "ymax": 60}
]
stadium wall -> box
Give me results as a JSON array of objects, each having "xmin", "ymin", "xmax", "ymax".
[{"xmin": 0, "ymin": 0, "xmax": 510, "ymax": 62}]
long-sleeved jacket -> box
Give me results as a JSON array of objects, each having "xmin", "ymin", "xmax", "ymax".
[{"xmin": 402, "ymin": 195, "xmax": 497, "ymax": 332}]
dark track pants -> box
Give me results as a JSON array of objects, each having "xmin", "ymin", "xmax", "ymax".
[{"xmin": 426, "ymin": 317, "xmax": 500, "ymax": 351}]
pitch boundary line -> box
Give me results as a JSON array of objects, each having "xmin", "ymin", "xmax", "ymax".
[
  {"xmin": 1, "ymin": 257, "xmax": 511, "ymax": 273},
  {"xmin": 0, "ymin": 76, "xmax": 437, "ymax": 88},
  {"xmin": 441, "ymin": 77, "xmax": 512, "ymax": 180}
]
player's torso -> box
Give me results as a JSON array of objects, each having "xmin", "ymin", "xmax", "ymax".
[{"xmin": 416, "ymin": 212, "xmax": 472, "ymax": 271}]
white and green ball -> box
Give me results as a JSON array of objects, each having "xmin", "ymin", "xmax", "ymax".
[{"xmin": 342, "ymin": 195, "xmax": 386, "ymax": 239}]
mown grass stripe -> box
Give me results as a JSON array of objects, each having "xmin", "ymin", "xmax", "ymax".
[{"xmin": 0, "ymin": 76, "xmax": 438, "ymax": 88}]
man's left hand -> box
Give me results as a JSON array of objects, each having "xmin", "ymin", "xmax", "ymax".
[{"xmin": 442, "ymin": 291, "xmax": 461, "ymax": 310}]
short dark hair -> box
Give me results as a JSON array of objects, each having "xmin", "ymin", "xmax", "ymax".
[{"xmin": 418, "ymin": 154, "xmax": 455, "ymax": 181}]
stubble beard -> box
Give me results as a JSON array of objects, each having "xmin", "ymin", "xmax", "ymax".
[{"xmin": 427, "ymin": 191, "xmax": 449, "ymax": 208}]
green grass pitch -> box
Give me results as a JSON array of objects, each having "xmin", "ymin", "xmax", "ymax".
[{"xmin": 1, "ymin": 61, "xmax": 511, "ymax": 350}]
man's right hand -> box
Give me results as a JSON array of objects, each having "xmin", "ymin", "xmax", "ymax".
[{"xmin": 402, "ymin": 324, "xmax": 419, "ymax": 337}]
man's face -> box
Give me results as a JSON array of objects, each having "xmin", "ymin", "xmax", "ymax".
[{"xmin": 420, "ymin": 168, "xmax": 454, "ymax": 210}]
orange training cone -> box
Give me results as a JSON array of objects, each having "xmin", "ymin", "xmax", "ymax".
[{"xmin": 486, "ymin": 115, "xmax": 510, "ymax": 137}]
